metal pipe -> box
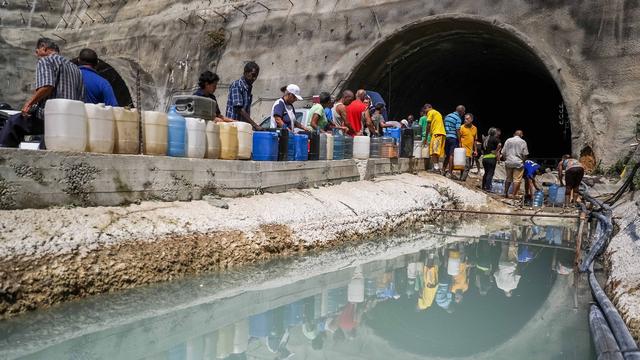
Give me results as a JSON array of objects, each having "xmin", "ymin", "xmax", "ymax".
[{"xmin": 430, "ymin": 208, "xmax": 580, "ymax": 219}]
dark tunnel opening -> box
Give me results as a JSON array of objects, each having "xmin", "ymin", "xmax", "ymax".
[{"xmin": 346, "ymin": 18, "xmax": 572, "ymax": 161}]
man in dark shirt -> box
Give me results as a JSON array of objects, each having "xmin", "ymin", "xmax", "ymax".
[
  {"xmin": 0, "ymin": 38, "xmax": 84, "ymax": 147},
  {"xmin": 193, "ymin": 71, "xmax": 231, "ymax": 122},
  {"xmin": 225, "ymin": 61, "xmax": 262, "ymax": 130},
  {"xmin": 76, "ymin": 48, "xmax": 118, "ymax": 106}
]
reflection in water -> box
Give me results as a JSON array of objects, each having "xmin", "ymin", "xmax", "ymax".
[{"xmin": 3, "ymin": 225, "xmax": 593, "ymax": 360}]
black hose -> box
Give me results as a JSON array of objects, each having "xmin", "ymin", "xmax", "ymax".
[
  {"xmin": 579, "ymin": 211, "xmax": 613, "ymax": 272},
  {"xmin": 590, "ymin": 304, "xmax": 624, "ymax": 360}
]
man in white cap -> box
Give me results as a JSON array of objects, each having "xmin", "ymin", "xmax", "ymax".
[{"xmin": 270, "ymin": 84, "xmax": 310, "ymax": 132}]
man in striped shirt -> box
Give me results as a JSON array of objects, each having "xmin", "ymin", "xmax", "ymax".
[
  {"xmin": 442, "ymin": 105, "xmax": 465, "ymax": 176},
  {"xmin": 0, "ymin": 38, "xmax": 84, "ymax": 147},
  {"xmin": 225, "ymin": 61, "xmax": 262, "ymax": 130}
]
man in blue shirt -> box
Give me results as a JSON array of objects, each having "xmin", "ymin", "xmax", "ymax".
[
  {"xmin": 76, "ymin": 49, "xmax": 118, "ymax": 106},
  {"xmin": 443, "ymin": 105, "xmax": 465, "ymax": 176},
  {"xmin": 523, "ymin": 159, "xmax": 542, "ymax": 203},
  {"xmin": 225, "ymin": 61, "xmax": 262, "ymax": 130}
]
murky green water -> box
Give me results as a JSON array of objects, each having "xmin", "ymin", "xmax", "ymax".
[{"xmin": 0, "ymin": 223, "xmax": 594, "ymax": 360}]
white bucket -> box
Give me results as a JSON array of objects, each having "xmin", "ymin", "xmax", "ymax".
[
  {"xmin": 142, "ymin": 111, "xmax": 168, "ymax": 155},
  {"xmin": 233, "ymin": 121, "xmax": 253, "ymax": 160},
  {"xmin": 185, "ymin": 117, "xmax": 206, "ymax": 158},
  {"xmin": 86, "ymin": 103, "xmax": 115, "ymax": 153},
  {"xmin": 205, "ymin": 121, "xmax": 221, "ymax": 159},
  {"xmin": 353, "ymin": 135, "xmax": 370, "ymax": 159},
  {"xmin": 113, "ymin": 107, "xmax": 139, "ymax": 154},
  {"xmin": 453, "ymin": 147, "xmax": 466, "ymax": 170},
  {"xmin": 44, "ymin": 99, "xmax": 87, "ymax": 152}
]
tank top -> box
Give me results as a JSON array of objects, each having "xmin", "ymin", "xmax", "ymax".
[
  {"xmin": 332, "ymin": 102, "xmax": 345, "ymax": 134},
  {"xmin": 562, "ymin": 158, "xmax": 583, "ymax": 170}
]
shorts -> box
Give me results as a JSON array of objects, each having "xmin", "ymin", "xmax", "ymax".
[
  {"xmin": 565, "ymin": 167, "xmax": 585, "ymax": 188},
  {"xmin": 445, "ymin": 137, "xmax": 458, "ymax": 157},
  {"xmin": 506, "ymin": 167, "xmax": 524, "ymax": 183},
  {"xmin": 430, "ymin": 134, "xmax": 445, "ymax": 158}
]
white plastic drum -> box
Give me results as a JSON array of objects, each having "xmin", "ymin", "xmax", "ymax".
[
  {"xmin": 447, "ymin": 250, "xmax": 462, "ymax": 276},
  {"xmin": 233, "ymin": 121, "xmax": 253, "ymax": 160},
  {"xmin": 185, "ymin": 117, "xmax": 206, "ymax": 158},
  {"xmin": 453, "ymin": 147, "xmax": 466, "ymax": 170},
  {"xmin": 347, "ymin": 266, "xmax": 364, "ymax": 303},
  {"xmin": 142, "ymin": 111, "xmax": 168, "ymax": 155},
  {"xmin": 44, "ymin": 99, "xmax": 87, "ymax": 152},
  {"xmin": 113, "ymin": 107, "xmax": 139, "ymax": 154},
  {"xmin": 353, "ymin": 135, "xmax": 370, "ymax": 159},
  {"xmin": 205, "ymin": 121, "xmax": 221, "ymax": 159},
  {"xmin": 86, "ymin": 103, "xmax": 115, "ymax": 153},
  {"xmin": 413, "ymin": 142, "xmax": 422, "ymax": 159},
  {"xmin": 219, "ymin": 122, "xmax": 238, "ymax": 160}
]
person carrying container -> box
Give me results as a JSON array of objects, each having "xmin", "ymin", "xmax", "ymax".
[
  {"xmin": 442, "ymin": 105, "xmax": 465, "ymax": 177},
  {"xmin": 424, "ymin": 104, "xmax": 445, "ymax": 172},
  {"xmin": 225, "ymin": 61, "xmax": 263, "ymax": 130},
  {"xmin": 309, "ymin": 92, "xmax": 332, "ymax": 132},
  {"xmin": 270, "ymin": 84, "xmax": 310, "ymax": 132},
  {"xmin": 558, "ymin": 155, "xmax": 585, "ymax": 204},
  {"xmin": 193, "ymin": 70, "xmax": 233, "ymax": 123},
  {"xmin": 523, "ymin": 159, "xmax": 543, "ymax": 204}
]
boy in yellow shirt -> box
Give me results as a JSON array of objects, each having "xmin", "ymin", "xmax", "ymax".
[
  {"xmin": 459, "ymin": 113, "xmax": 478, "ymax": 181},
  {"xmin": 424, "ymin": 104, "xmax": 445, "ymax": 172}
]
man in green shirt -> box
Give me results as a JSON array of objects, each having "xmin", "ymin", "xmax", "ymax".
[{"xmin": 419, "ymin": 106, "xmax": 431, "ymax": 145}]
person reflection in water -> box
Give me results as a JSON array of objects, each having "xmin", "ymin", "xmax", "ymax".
[
  {"xmin": 450, "ymin": 245, "xmax": 471, "ymax": 303},
  {"xmin": 436, "ymin": 247, "xmax": 455, "ymax": 313},
  {"xmin": 418, "ymin": 250, "xmax": 439, "ymax": 310},
  {"xmin": 471, "ymin": 239, "xmax": 501, "ymax": 296},
  {"xmin": 494, "ymin": 240, "xmax": 521, "ymax": 297}
]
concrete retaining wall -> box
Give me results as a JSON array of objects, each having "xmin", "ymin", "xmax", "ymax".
[{"xmin": 0, "ymin": 149, "xmax": 422, "ymax": 209}]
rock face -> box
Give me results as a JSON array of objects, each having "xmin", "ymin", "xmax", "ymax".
[{"xmin": 2, "ymin": 0, "xmax": 640, "ymax": 165}]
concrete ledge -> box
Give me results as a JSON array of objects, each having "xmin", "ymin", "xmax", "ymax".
[
  {"xmin": 362, "ymin": 157, "xmax": 425, "ymax": 180},
  {"xmin": 0, "ymin": 149, "xmax": 360, "ymax": 209}
]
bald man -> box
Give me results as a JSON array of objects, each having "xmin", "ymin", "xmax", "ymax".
[
  {"xmin": 332, "ymin": 90, "xmax": 354, "ymax": 134},
  {"xmin": 502, "ymin": 130, "xmax": 529, "ymax": 199},
  {"xmin": 345, "ymin": 89, "xmax": 369, "ymax": 136},
  {"xmin": 443, "ymin": 105, "xmax": 466, "ymax": 176}
]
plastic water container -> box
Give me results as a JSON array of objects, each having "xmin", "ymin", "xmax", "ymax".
[
  {"xmin": 400, "ymin": 128, "xmax": 413, "ymax": 158},
  {"xmin": 548, "ymin": 184, "xmax": 559, "ymax": 203},
  {"xmin": 309, "ymin": 131, "xmax": 320, "ymax": 160},
  {"xmin": 234, "ymin": 121, "xmax": 253, "ymax": 160},
  {"xmin": 142, "ymin": 111, "xmax": 168, "ymax": 155},
  {"xmin": 344, "ymin": 135, "xmax": 354, "ymax": 159},
  {"xmin": 333, "ymin": 132, "xmax": 345, "ymax": 160},
  {"xmin": 319, "ymin": 133, "xmax": 327, "ymax": 160},
  {"xmin": 219, "ymin": 123, "xmax": 239, "ymax": 160},
  {"xmin": 555, "ymin": 186, "xmax": 566, "ymax": 205},
  {"xmin": 185, "ymin": 117, "xmax": 206, "ymax": 158},
  {"xmin": 287, "ymin": 133, "xmax": 296, "ymax": 161},
  {"xmin": 491, "ymin": 179, "xmax": 505, "ymax": 194},
  {"xmin": 370, "ymin": 137, "xmax": 382, "ymax": 158},
  {"xmin": 85, "ymin": 103, "xmax": 115, "ymax": 153},
  {"xmin": 252, "ymin": 131, "xmax": 278, "ymax": 161},
  {"xmin": 353, "ymin": 136, "xmax": 370, "ymax": 159},
  {"xmin": 44, "ymin": 99, "xmax": 87, "ymax": 152},
  {"xmin": 205, "ymin": 121, "xmax": 221, "ymax": 159},
  {"xmin": 380, "ymin": 136, "xmax": 397, "ymax": 158},
  {"xmin": 326, "ymin": 133, "xmax": 334, "ymax": 160},
  {"xmin": 412, "ymin": 123, "xmax": 422, "ymax": 141},
  {"xmin": 167, "ymin": 105, "xmax": 186, "ymax": 157},
  {"xmin": 533, "ymin": 190, "xmax": 544, "ymax": 207},
  {"xmin": 413, "ymin": 142, "xmax": 422, "ymax": 158},
  {"xmin": 113, "ymin": 107, "xmax": 139, "ymax": 154},
  {"xmin": 294, "ymin": 133, "xmax": 309, "ymax": 161},
  {"xmin": 277, "ymin": 129, "xmax": 289, "ymax": 161},
  {"xmin": 453, "ymin": 147, "xmax": 466, "ymax": 170},
  {"xmin": 383, "ymin": 127, "xmax": 401, "ymax": 145}
]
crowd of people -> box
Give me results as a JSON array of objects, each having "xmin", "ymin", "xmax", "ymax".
[
  {"xmin": 153, "ymin": 225, "xmax": 576, "ymax": 359},
  {"xmin": 1, "ymin": 38, "xmax": 586, "ymax": 205}
]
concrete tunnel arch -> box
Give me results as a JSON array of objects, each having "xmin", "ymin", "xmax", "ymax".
[{"xmin": 345, "ymin": 15, "xmax": 574, "ymax": 160}]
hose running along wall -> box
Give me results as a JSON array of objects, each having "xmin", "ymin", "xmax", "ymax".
[{"xmin": 580, "ymin": 186, "xmax": 640, "ymax": 360}]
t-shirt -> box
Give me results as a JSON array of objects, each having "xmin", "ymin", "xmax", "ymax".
[
  {"xmin": 444, "ymin": 112, "xmax": 462, "ymax": 139},
  {"xmin": 502, "ymin": 136, "xmax": 529, "ymax": 169},
  {"xmin": 451, "ymin": 263, "xmax": 469, "ymax": 293},
  {"xmin": 309, "ymin": 103, "xmax": 328, "ymax": 130},
  {"xmin": 562, "ymin": 158, "xmax": 583, "ymax": 170},
  {"xmin": 371, "ymin": 113, "xmax": 383, "ymax": 133},
  {"xmin": 428, "ymin": 109, "xmax": 445, "ymax": 136},
  {"xmin": 325, "ymin": 107, "xmax": 333, "ymax": 122},
  {"xmin": 523, "ymin": 160, "xmax": 540, "ymax": 179},
  {"xmin": 346, "ymin": 99, "xmax": 366, "ymax": 135},
  {"xmin": 80, "ymin": 66, "xmax": 118, "ymax": 106},
  {"xmin": 270, "ymin": 98, "xmax": 296, "ymax": 129},
  {"xmin": 494, "ymin": 261, "xmax": 521, "ymax": 293},
  {"xmin": 459, "ymin": 124, "xmax": 477, "ymax": 157},
  {"xmin": 418, "ymin": 115, "xmax": 431, "ymax": 143}
]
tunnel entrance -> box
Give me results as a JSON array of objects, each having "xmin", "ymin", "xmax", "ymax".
[{"xmin": 346, "ymin": 17, "xmax": 572, "ymax": 160}]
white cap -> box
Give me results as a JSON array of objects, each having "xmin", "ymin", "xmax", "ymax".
[
  {"xmin": 286, "ymin": 84, "xmax": 303, "ymax": 100},
  {"xmin": 401, "ymin": 119, "xmax": 409, "ymax": 127}
]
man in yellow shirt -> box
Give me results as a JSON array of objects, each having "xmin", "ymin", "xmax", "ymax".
[
  {"xmin": 424, "ymin": 104, "xmax": 445, "ymax": 171},
  {"xmin": 459, "ymin": 113, "xmax": 478, "ymax": 181}
]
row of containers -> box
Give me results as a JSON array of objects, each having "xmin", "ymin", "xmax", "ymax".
[{"xmin": 42, "ymin": 99, "xmax": 432, "ymax": 160}]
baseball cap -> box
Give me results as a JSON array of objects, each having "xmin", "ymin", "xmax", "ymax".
[{"xmin": 286, "ymin": 84, "xmax": 303, "ymax": 100}]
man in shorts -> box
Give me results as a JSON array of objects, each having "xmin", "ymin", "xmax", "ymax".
[
  {"xmin": 424, "ymin": 104, "xmax": 445, "ymax": 171},
  {"xmin": 443, "ymin": 105, "xmax": 465, "ymax": 177},
  {"xmin": 502, "ymin": 130, "xmax": 529, "ymax": 199},
  {"xmin": 558, "ymin": 155, "xmax": 585, "ymax": 204}
]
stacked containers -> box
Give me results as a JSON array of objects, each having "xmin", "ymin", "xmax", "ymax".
[
  {"xmin": 219, "ymin": 122, "xmax": 239, "ymax": 160},
  {"xmin": 318, "ymin": 133, "xmax": 328, "ymax": 160},
  {"xmin": 308, "ymin": 132, "xmax": 320, "ymax": 160},
  {"xmin": 86, "ymin": 103, "xmax": 115, "ymax": 153},
  {"xmin": 380, "ymin": 136, "xmax": 397, "ymax": 158},
  {"xmin": 353, "ymin": 136, "xmax": 370, "ymax": 159},
  {"xmin": 185, "ymin": 117, "xmax": 206, "ymax": 158},
  {"xmin": 400, "ymin": 128, "xmax": 413, "ymax": 158},
  {"xmin": 383, "ymin": 128, "xmax": 401, "ymax": 147},
  {"xmin": 142, "ymin": 111, "xmax": 168, "ymax": 155},
  {"xmin": 343, "ymin": 136, "xmax": 354, "ymax": 159},
  {"xmin": 252, "ymin": 131, "xmax": 278, "ymax": 161},
  {"xmin": 205, "ymin": 122, "xmax": 221, "ymax": 159},
  {"xmin": 326, "ymin": 133, "xmax": 334, "ymax": 160},
  {"xmin": 369, "ymin": 137, "xmax": 382, "ymax": 158},
  {"xmin": 44, "ymin": 99, "xmax": 87, "ymax": 152},
  {"xmin": 234, "ymin": 122, "xmax": 253, "ymax": 160},
  {"xmin": 294, "ymin": 133, "xmax": 309, "ymax": 161},
  {"xmin": 167, "ymin": 105, "xmax": 186, "ymax": 157},
  {"xmin": 113, "ymin": 107, "xmax": 139, "ymax": 154},
  {"xmin": 333, "ymin": 132, "xmax": 345, "ymax": 160}
]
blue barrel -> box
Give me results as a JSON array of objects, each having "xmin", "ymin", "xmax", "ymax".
[
  {"xmin": 167, "ymin": 105, "xmax": 186, "ymax": 157},
  {"xmin": 548, "ymin": 184, "xmax": 559, "ymax": 203},
  {"xmin": 252, "ymin": 132, "xmax": 278, "ymax": 161},
  {"xmin": 343, "ymin": 135, "xmax": 353, "ymax": 159},
  {"xmin": 287, "ymin": 133, "xmax": 296, "ymax": 161},
  {"xmin": 294, "ymin": 134, "xmax": 309, "ymax": 161},
  {"xmin": 333, "ymin": 132, "xmax": 345, "ymax": 160},
  {"xmin": 383, "ymin": 127, "xmax": 401, "ymax": 145}
]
